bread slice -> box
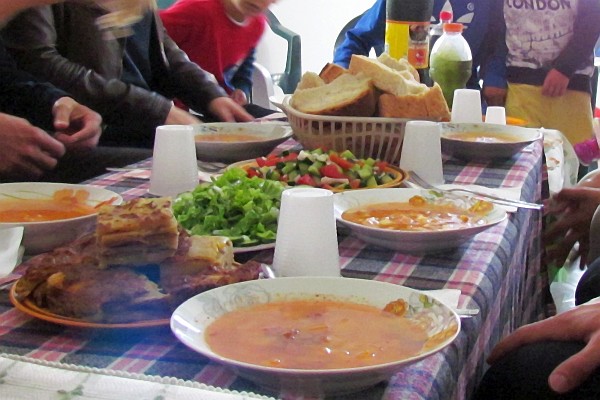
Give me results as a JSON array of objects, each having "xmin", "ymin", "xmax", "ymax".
[
  {"xmin": 378, "ymin": 82, "xmax": 451, "ymax": 120},
  {"xmin": 319, "ymin": 63, "xmax": 349, "ymax": 83},
  {"xmin": 295, "ymin": 72, "xmax": 325, "ymax": 90},
  {"xmin": 376, "ymin": 53, "xmax": 420, "ymax": 82},
  {"xmin": 291, "ymin": 72, "xmax": 376, "ymax": 117},
  {"xmin": 348, "ymin": 55, "xmax": 427, "ymax": 96}
]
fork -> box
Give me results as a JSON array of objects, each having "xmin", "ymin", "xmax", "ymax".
[{"xmin": 406, "ymin": 171, "xmax": 543, "ymax": 210}]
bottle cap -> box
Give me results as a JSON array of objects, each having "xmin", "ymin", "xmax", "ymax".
[
  {"xmin": 443, "ymin": 22, "xmax": 463, "ymax": 33},
  {"xmin": 440, "ymin": 10, "xmax": 453, "ymax": 22}
]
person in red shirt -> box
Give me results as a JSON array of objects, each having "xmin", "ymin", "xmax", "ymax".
[{"xmin": 160, "ymin": 0, "xmax": 276, "ymax": 107}]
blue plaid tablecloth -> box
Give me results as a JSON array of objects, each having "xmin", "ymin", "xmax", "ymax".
[{"xmin": 0, "ymin": 138, "xmax": 547, "ymax": 400}]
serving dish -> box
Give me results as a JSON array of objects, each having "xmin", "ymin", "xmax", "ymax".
[
  {"xmin": 9, "ymin": 283, "xmax": 169, "ymax": 329},
  {"xmin": 440, "ymin": 122, "xmax": 543, "ymax": 160},
  {"xmin": 170, "ymin": 277, "xmax": 459, "ymax": 397},
  {"xmin": 193, "ymin": 122, "xmax": 293, "ymax": 163},
  {"xmin": 333, "ymin": 188, "xmax": 507, "ymax": 253},
  {"xmin": 0, "ymin": 182, "xmax": 122, "ymax": 254}
]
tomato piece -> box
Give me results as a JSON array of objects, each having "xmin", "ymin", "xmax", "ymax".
[
  {"xmin": 246, "ymin": 168, "xmax": 261, "ymax": 178},
  {"xmin": 375, "ymin": 161, "xmax": 389, "ymax": 171},
  {"xmin": 296, "ymin": 174, "xmax": 316, "ymax": 187},
  {"xmin": 349, "ymin": 179, "xmax": 361, "ymax": 189},
  {"xmin": 281, "ymin": 152, "xmax": 298, "ymax": 162},
  {"xmin": 320, "ymin": 164, "xmax": 346, "ymax": 179},
  {"xmin": 329, "ymin": 153, "xmax": 354, "ymax": 170}
]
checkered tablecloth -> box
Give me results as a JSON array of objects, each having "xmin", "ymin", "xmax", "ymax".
[{"xmin": 0, "ymin": 138, "xmax": 547, "ymax": 400}]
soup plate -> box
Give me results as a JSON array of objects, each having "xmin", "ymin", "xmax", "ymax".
[
  {"xmin": 194, "ymin": 122, "xmax": 293, "ymax": 163},
  {"xmin": 440, "ymin": 122, "xmax": 543, "ymax": 160},
  {"xmin": 0, "ymin": 182, "xmax": 122, "ymax": 254},
  {"xmin": 170, "ymin": 277, "xmax": 459, "ymax": 397},
  {"xmin": 333, "ymin": 188, "xmax": 507, "ymax": 253}
]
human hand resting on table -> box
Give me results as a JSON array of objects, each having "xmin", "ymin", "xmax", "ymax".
[
  {"xmin": 51, "ymin": 97, "xmax": 102, "ymax": 151},
  {"xmin": 165, "ymin": 104, "xmax": 202, "ymax": 125},
  {"xmin": 544, "ymin": 186, "xmax": 600, "ymax": 268},
  {"xmin": 0, "ymin": 113, "xmax": 65, "ymax": 179},
  {"xmin": 542, "ymin": 69, "xmax": 569, "ymax": 97},
  {"xmin": 208, "ymin": 97, "xmax": 253, "ymax": 122},
  {"xmin": 487, "ymin": 301, "xmax": 600, "ymax": 394}
]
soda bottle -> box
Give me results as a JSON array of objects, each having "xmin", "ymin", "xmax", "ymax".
[
  {"xmin": 429, "ymin": 10, "xmax": 453, "ymax": 53},
  {"xmin": 385, "ymin": 0, "xmax": 434, "ymax": 83},
  {"xmin": 429, "ymin": 22, "xmax": 472, "ymax": 109}
]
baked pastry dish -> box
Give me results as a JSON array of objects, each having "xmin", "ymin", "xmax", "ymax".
[{"xmin": 13, "ymin": 198, "xmax": 260, "ymax": 323}]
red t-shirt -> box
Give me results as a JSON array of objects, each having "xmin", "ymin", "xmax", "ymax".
[{"xmin": 160, "ymin": 0, "xmax": 266, "ymax": 94}]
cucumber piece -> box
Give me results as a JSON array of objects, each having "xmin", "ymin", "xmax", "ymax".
[
  {"xmin": 365, "ymin": 176, "xmax": 378, "ymax": 187},
  {"xmin": 340, "ymin": 149, "xmax": 356, "ymax": 159}
]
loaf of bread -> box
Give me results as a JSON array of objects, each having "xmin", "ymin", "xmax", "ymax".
[
  {"xmin": 290, "ymin": 72, "xmax": 376, "ymax": 117},
  {"xmin": 378, "ymin": 83, "xmax": 450, "ymax": 120},
  {"xmin": 348, "ymin": 55, "xmax": 427, "ymax": 96},
  {"xmin": 376, "ymin": 53, "xmax": 420, "ymax": 81}
]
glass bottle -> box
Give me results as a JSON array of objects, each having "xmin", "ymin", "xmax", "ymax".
[
  {"xmin": 429, "ymin": 22, "xmax": 472, "ymax": 108},
  {"xmin": 385, "ymin": 0, "xmax": 434, "ymax": 83}
]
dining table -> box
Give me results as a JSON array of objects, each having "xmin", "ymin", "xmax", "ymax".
[{"xmin": 0, "ymin": 134, "xmax": 549, "ymax": 400}]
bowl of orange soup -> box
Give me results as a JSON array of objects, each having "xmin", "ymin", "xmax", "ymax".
[
  {"xmin": 333, "ymin": 188, "xmax": 507, "ymax": 253},
  {"xmin": 194, "ymin": 122, "xmax": 293, "ymax": 163},
  {"xmin": 0, "ymin": 182, "xmax": 122, "ymax": 254},
  {"xmin": 170, "ymin": 277, "xmax": 460, "ymax": 397},
  {"xmin": 440, "ymin": 122, "xmax": 543, "ymax": 160}
]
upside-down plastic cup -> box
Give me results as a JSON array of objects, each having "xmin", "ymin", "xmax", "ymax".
[
  {"xmin": 400, "ymin": 120, "xmax": 444, "ymax": 186},
  {"xmin": 485, "ymin": 106, "xmax": 507, "ymax": 125},
  {"xmin": 273, "ymin": 187, "xmax": 340, "ymax": 277},
  {"xmin": 451, "ymin": 89, "xmax": 483, "ymax": 123},
  {"xmin": 149, "ymin": 125, "xmax": 198, "ymax": 196}
]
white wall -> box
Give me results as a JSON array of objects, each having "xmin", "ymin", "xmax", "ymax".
[{"xmin": 257, "ymin": 0, "xmax": 374, "ymax": 78}]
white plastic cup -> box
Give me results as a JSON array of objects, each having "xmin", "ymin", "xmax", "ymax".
[
  {"xmin": 273, "ymin": 187, "xmax": 340, "ymax": 277},
  {"xmin": 451, "ymin": 89, "xmax": 483, "ymax": 123},
  {"xmin": 149, "ymin": 125, "xmax": 198, "ymax": 196},
  {"xmin": 400, "ymin": 121, "xmax": 444, "ymax": 186},
  {"xmin": 485, "ymin": 106, "xmax": 507, "ymax": 125}
]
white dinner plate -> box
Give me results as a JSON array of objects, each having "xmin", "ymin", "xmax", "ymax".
[
  {"xmin": 193, "ymin": 122, "xmax": 293, "ymax": 163},
  {"xmin": 333, "ymin": 188, "xmax": 507, "ymax": 253},
  {"xmin": 440, "ymin": 122, "xmax": 543, "ymax": 160}
]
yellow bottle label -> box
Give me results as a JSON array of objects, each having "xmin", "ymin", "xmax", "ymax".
[
  {"xmin": 385, "ymin": 20, "xmax": 409, "ymax": 60},
  {"xmin": 385, "ymin": 20, "xmax": 430, "ymax": 68}
]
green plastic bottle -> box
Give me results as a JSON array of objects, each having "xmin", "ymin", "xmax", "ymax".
[{"xmin": 429, "ymin": 22, "xmax": 472, "ymax": 109}]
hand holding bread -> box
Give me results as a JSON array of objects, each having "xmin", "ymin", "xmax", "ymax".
[{"xmin": 291, "ymin": 54, "xmax": 451, "ymax": 121}]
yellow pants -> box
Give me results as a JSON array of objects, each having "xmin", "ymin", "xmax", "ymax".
[{"xmin": 506, "ymin": 83, "xmax": 594, "ymax": 145}]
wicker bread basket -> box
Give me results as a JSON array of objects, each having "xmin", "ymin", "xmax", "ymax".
[{"xmin": 282, "ymin": 96, "xmax": 412, "ymax": 163}]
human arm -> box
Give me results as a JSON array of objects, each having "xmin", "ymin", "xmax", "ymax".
[
  {"xmin": 480, "ymin": 0, "xmax": 508, "ymax": 106},
  {"xmin": 487, "ymin": 301, "xmax": 600, "ymax": 394},
  {"xmin": 332, "ymin": 0, "xmax": 385, "ymax": 69},
  {"xmin": 544, "ymin": 187, "xmax": 600, "ymax": 268}
]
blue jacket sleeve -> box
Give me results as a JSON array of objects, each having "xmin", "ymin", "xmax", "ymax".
[
  {"xmin": 232, "ymin": 48, "xmax": 256, "ymax": 99},
  {"xmin": 333, "ymin": 0, "xmax": 386, "ymax": 68},
  {"xmin": 481, "ymin": 0, "xmax": 508, "ymax": 89}
]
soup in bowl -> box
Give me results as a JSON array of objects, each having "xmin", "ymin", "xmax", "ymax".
[
  {"xmin": 0, "ymin": 182, "xmax": 122, "ymax": 254},
  {"xmin": 171, "ymin": 277, "xmax": 459, "ymax": 397}
]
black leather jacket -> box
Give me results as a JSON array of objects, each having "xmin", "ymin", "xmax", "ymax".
[{"xmin": 1, "ymin": 4, "xmax": 226, "ymax": 147}]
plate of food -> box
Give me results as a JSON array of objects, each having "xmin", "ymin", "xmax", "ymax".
[
  {"xmin": 440, "ymin": 122, "xmax": 543, "ymax": 160},
  {"xmin": 229, "ymin": 148, "xmax": 407, "ymax": 192},
  {"xmin": 170, "ymin": 277, "xmax": 459, "ymax": 397},
  {"xmin": 9, "ymin": 197, "xmax": 262, "ymax": 328},
  {"xmin": 333, "ymin": 188, "xmax": 507, "ymax": 253},
  {"xmin": 194, "ymin": 122, "xmax": 293, "ymax": 163}
]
